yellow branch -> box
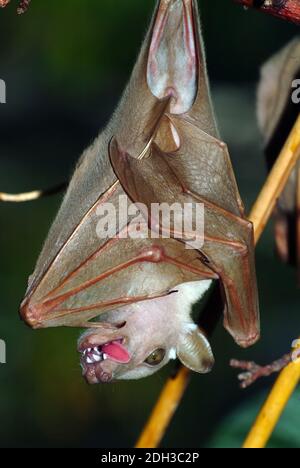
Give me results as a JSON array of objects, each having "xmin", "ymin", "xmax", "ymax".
[
  {"xmin": 135, "ymin": 114, "xmax": 300, "ymax": 449},
  {"xmin": 136, "ymin": 367, "xmax": 191, "ymax": 449}
]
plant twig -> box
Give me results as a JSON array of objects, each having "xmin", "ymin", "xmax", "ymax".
[
  {"xmin": 234, "ymin": 0, "xmax": 300, "ymax": 25},
  {"xmin": 135, "ymin": 115, "xmax": 300, "ymax": 449},
  {"xmin": 243, "ymin": 339, "xmax": 300, "ymax": 448},
  {"xmin": 0, "ymin": 182, "xmax": 66, "ymax": 202}
]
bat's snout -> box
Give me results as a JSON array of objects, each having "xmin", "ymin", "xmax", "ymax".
[{"xmin": 78, "ymin": 335, "xmax": 131, "ymax": 385}]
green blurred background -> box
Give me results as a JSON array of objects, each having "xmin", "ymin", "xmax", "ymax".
[{"xmin": 0, "ymin": 0, "xmax": 299, "ymax": 448}]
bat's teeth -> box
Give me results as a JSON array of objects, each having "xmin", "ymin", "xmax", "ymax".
[
  {"xmin": 103, "ymin": 353, "xmax": 108, "ymax": 360},
  {"xmin": 81, "ymin": 346, "xmax": 104, "ymax": 364}
]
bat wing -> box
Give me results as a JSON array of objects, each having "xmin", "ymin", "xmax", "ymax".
[
  {"xmin": 21, "ymin": 181, "xmax": 216, "ymax": 329},
  {"xmin": 110, "ymin": 118, "xmax": 260, "ymax": 347},
  {"xmin": 21, "ymin": 0, "xmax": 177, "ymax": 308}
]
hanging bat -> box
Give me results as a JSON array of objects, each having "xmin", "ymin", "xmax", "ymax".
[
  {"xmin": 20, "ymin": 0, "xmax": 260, "ymax": 384},
  {"xmin": 231, "ymin": 39, "xmax": 300, "ymax": 388},
  {"xmin": 257, "ymin": 38, "xmax": 300, "ymax": 284}
]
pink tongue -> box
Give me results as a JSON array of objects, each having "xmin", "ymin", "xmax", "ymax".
[{"xmin": 102, "ymin": 341, "xmax": 131, "ymax": 363}]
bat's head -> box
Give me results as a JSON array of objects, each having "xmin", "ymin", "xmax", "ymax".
[{"xmin": 77, "ymin": 281, "xmax": 214, "ymax": 383}]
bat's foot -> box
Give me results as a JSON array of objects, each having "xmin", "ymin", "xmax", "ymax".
[
  {"xmin": 0, "ymin": 0, "xmax": 10, "ymax": 8},
  {"xmin": 230, "ymin": 354, "xmax": 292, "ymax": 388},
  {"xmin": 0, "ymin": 0, "xmax": 31, "ymax": 14},
  {"xmin": 17, "ymin": 0, "xmax": 31, "ymax": 14}
]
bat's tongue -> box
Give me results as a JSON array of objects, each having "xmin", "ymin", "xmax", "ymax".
[{"xmin": 102, "ymin": 341, "xmax": 131, "ymax": 363}]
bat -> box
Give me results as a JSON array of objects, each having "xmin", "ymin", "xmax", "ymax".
[
  {"xmin": 257, "ymin": 38, "xmax": 300, "ymax": 284},
  {"xmin": 20, "ymin": 0, "xmax": 260, "ymax": 384},
  {"xmin": 230, "ymin": 40, "xmax": 300, "ymax": 389}
]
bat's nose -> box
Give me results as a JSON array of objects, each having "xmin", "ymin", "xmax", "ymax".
[
  {"xmin": 83, "ymin": 364, "xmax": 113, "ymax": 385},
  {"xmin": 95, "ymin": 367, "xmax": 113, "ymax": 383}
]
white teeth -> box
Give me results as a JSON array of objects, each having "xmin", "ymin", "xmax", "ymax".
[{"xmin": 82, "ymin": 346, "xmax": 105, "ymax": 364}]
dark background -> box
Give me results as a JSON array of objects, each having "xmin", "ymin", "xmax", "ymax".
[{"xmin": 0, "ymin": 0, "xmax": 299, "ymax": 448}]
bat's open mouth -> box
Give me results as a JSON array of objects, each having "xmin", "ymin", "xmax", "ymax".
[
  {"xmin": 79, "ymin": 338, "xmax": 131, "ymax": 384},
  {"xmin": 80, "ymin": 338, "xmax": 130, "ymax": 365}
]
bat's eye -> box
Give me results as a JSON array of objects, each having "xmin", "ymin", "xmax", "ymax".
[{"xmin": 145, "ymin": 348, "xmax": 166, "ymax": 366}]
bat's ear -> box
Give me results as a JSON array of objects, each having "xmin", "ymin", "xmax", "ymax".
[
  {"xmin": 177, "ymin": 327, "xmax": 214, "ymax": 374},
  {"xmin": 147, "ymin": 0, "xmax": 197, "ymax": 115}
]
